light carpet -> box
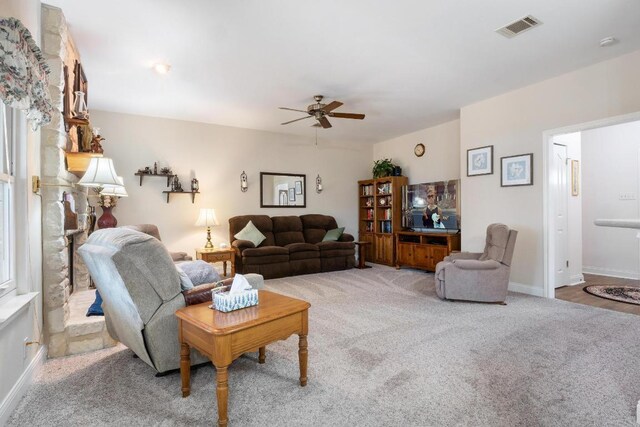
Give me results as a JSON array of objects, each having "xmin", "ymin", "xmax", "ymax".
[{"xmin": 8, "ymin": 266, "xmax": 640, "ymax": 426}]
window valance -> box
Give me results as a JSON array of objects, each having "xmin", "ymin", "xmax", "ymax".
[{"xmin": 0, "ymin": 18, "xmax": 53, "ymax": 130}]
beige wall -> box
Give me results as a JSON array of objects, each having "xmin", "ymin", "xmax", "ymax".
[
  {"xmin": 460, "ymin": 50, "xmax": 640, "ymax": 293},
  {"xmin": 373, "ymin": 119, "xmax": 460, "ymax": 184},
  {"xmin": 90, "ymin": 110, "xmax": 371, "ymax": 256}
]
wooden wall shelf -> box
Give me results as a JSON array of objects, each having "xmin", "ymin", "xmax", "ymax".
[
  {"xmin": 65, "ymin": 152, "xmax": 102, "ymax": 177},
  {"xmin": 162, "ymin": 191, "xmax": 199, "ymax": 204},
  {"xmin": 134, "ymin": 172, "xmax": 176, "ymax": 187},
  {"xmin": 63, "ymin": 117, "xmax": 90, "ymax": 132}
]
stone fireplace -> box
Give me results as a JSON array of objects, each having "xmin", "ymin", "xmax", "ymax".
[{"xmin": 41, "ymin": 5, "xmax": 116, "ymax": 357}]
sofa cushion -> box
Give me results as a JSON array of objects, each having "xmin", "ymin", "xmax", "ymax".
[
  {"xmin": 319, "ymin": 248, "xmax": 356, "ymax": 258},
  {"xmin": 322, "ymin": 227, "xmax": 345, "ymax": 242},
  {"xmin": 273, "ymin": 216, "xmax": 306, "ymax": 246},
  {"xmin": 479, "ymin": 223, "xmax": 510, "ymax": 263},
  {"xmin": 234, "ymin": 220, "xmax": 267, "ymax": 247},
  {"xmin": 316, "ymin": 241, "xmax": 355, "ymax": 251},
  {"xmin": 242, "ymin": 246, "xmax": 289, "ymax": 257},
  {"xmin": 285, "ymin": 242, "xmax": 319, "ymax": 253},
  {"xmin": 230, "ymin": 215, "xmax": 275, "ymax": 247},
  {"xmin": 243, "ymin": 254, "xmax": 289, "ymax": 265},
  {"xmin": 300, "ymin": 214, "xmax": 339, "ymax": 244}
]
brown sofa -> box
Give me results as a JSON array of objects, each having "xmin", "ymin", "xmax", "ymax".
[{"xmin": 229, "ymin": 214, "xmax": 356, "ymax": 279}]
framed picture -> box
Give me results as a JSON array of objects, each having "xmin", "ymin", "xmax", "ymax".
[
  {"xmin": 501, "ymin": 153, "xmax": 533, "ymax": 187},
  {"xmin": 295, "ymin": 180, "xmax": 303, "ymax": 195},
  {"xmin": 467, "ymin": 145, "xmax": 493, "ymax": 176},
  {"xmin": 571, "ymin": 160, "xmax": 579, "ymax": 196},
  {"xmin": 288, "ymin": 188, "xmax": 296, "ymax": 202}
]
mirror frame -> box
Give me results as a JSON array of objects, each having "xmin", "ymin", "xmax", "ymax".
[{"xmin": 260, "ymin": 172, "xmax": 307, "ymax": 208}]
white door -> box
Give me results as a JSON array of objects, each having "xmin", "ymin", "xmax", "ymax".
[{"xmin": 553, "ymin": 143, "xmax": 570, "ymax": 288}]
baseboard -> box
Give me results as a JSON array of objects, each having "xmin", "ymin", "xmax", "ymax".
[
  {"xmin": 583, "ymin": 266, "xmax": 639, "ymax": 280},
  {"xmin": 0, "ymin": 345, "xmax": 47, "ymax": 426},
  {"xmin": 569, "ymin": 274, "xmax": 585, "ymax": 285},
  {"xmin": 508, "ymin": 281, "xmax": 544, "ymax": 297}
]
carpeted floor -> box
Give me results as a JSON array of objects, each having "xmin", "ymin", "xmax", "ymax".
[{"xmin": 8, "ymin": 266, "xmax": 640, "ymax": 426}]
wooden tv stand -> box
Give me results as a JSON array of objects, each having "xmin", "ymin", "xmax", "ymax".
[{"xmin": 395, "ymin": 231, "xmax": 461, "ymax": 272}]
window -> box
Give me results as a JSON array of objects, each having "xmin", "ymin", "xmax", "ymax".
[{"xmin": 0, "ymin": 103, "xmax": 15, "ymax": 299}]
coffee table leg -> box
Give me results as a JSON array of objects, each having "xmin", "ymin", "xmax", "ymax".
[
  {"xmin": 180, "ymin": 343, "xmax": 191, "ymax": 397},
  {"xmin": 298, "ymin": 334, "xmax": 308, "ymax": 386},
  {"xmin": 216, "ymin": 365, "xmax": 229, "ymax": 427},
  {"xmin": 259, "ymin": 346, "xmax": 266, "ymax": 364}
]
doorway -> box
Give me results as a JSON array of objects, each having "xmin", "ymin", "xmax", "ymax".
[{"xmin": 543, "ymin": 111, "xmax": 640, "ymax": 299}]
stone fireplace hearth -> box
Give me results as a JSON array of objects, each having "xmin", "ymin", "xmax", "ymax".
[{"xmin": 41, "ymin": 5, "xmax": 116, "ymax": 357}]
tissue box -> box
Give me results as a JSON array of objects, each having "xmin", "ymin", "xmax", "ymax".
[{"xmin": 213, "ymin": 289, "xmax": 259, "ymax": 312}]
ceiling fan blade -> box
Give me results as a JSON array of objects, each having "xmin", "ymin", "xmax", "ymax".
[
  {"xmin": 329, "ymin": 112, "xmax": 365, "ymax": 120},
  {"xmin": 318, "ymin": 116, "xmax": 332, "ymax": 129},
  {"xmin": 281, "ymin": 115, "xmax": 313, "ymax": 125},
  {"xmin": 322, "ymin": 101, "xmax": 343, "ymax": 113},
  {"xmin": 279, "ymin": 107, "xmax": 309, "ymax": 113}
]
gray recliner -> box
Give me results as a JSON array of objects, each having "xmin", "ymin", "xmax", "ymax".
[
  {"xmin": 434, "ymin": 224, "xmax": 518, "ymax": 303},
  {"xmin": 78, "ymin": 227, "xmax": 264, "ymax": 374}
]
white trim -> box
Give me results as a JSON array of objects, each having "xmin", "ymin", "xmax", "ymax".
[
  {"xmin": 508, "ymin": 281, "xmax": 544, "ymax": 297},
  {"xmin": 543, "ymin": 110, "xmax": 640, "ymax": 300},
  {"xmin": 0, "ymin": 345, "xmax": 46, "ymax": 426},
  {"xmin": 569, "ymin": 274, "xmax": 585, "ymax": 285},
  {"xmin": 583, "ymin": 267, "xmax": 640, "ymax": 280},
  {"xmin": 0, "ymin": 292, "xmax": 38, "ymax": 330}
]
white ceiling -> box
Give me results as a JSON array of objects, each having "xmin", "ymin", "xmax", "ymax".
[{"xmin": 44, "ymin": 0, "xmax": 640, "ymax": 144}]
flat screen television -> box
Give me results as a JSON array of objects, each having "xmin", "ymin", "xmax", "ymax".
[{"xmin": 401, "ymin": 180, "xmax": 460, "ymax": 233}]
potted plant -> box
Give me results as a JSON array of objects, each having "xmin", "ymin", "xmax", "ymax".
[{"xmin": 372, "ymin": 158, "xmax": 396, "ymax": 178}]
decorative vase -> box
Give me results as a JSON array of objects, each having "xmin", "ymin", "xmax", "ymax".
[
  {"xmin": 97, "ymin": 206, "xmax": 117, "ymax": 229},
  {"xmin": 72, "ymin": 91, "xmax": 88, "ymax": 119}
]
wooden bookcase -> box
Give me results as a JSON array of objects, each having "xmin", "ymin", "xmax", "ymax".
[
  {"xmin": 395, "ymin": 231, "xmax": 461, "ymax": 271},
  {"xmin": 358, "ymin": 176, "xmax": 408, "ymax": 266}
]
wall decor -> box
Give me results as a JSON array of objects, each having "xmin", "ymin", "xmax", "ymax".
[
  {"xmin": 571, "ymin": 160, "xmax": 579, "ymax": 196},
  {"xmin": 501, "ymin": 153, "xmax": 533, "ymax": 187},
  {"xmin": 295, "ymin": 180, "xmax": 303, "ymax": 194},
  {"xmin": 240, "ymin": 171, "xmax": 248, "ymax": 192},
  {"xmin": 315, "ymin": 175, "xmax": 323, "ymax": 193},
  {"xmin": 467, "ymin": 145, "xmax": 493, "ymax": 176},
  {"xmin": 260, "ymin": 172, "xmax": 306, "ymax": 207},
  {"xmin": 414, "ymin": 143, "xmax": 425, "ymax": 157}
]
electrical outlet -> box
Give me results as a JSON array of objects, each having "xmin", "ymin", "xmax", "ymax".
[
  {"xmin": 619, "ymin": 193, "xmax": 636, "ymax": 200},
  {"xmin": 23, "ymin": 337, "xmax": 29, "ymax": 359}
]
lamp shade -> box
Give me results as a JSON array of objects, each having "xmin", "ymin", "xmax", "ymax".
[
  {"xmin": 78, "ymin": 157, "xmax": 121, "ymax": 187},
  {"xmin": 195, "ymin": 208, "xmax": 219, "ymax": 227},
  {"xmin": 100, "ymin": 176, "xmax": 128, "ymax": 197}
]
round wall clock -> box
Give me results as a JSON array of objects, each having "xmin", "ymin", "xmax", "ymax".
[{"xmin": 414, "ymin": 143, "xmax": 425, "ymax": 157}]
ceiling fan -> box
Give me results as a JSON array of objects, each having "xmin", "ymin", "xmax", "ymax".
[{"xmin": 279, "ymin": 95, "xmax": 365, "ymax": 129}]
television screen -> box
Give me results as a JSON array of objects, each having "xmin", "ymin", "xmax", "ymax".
[{"xmin": 401, "ymin": 180, "xmax": 460, "ymax": 232}]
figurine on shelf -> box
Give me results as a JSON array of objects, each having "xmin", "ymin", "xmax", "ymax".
[
  {"xmin": 160, "ymin": 166, "xmax": 172, "ymax": 175},
  {"xmin": 144, "ymin": 166, "xmax": 152, "ymax": 174},
  {"xmin": 191, "ymin": 178, "xmax": 199, "ymax": 192},
  {"xmin": 90, "ymin": 127, "xmax": 104, "ymax": 154},
  {"xmin": 173, "ymin": 175, "xmax": 183, "ymax": 192},
  {"xmin": 153, "ymin": 162, "xmax": 158, "ymax": 175}
]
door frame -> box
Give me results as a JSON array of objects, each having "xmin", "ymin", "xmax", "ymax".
[{"xmin": 542, "ymin": 111, "xmax": 640, "ymax": 299}]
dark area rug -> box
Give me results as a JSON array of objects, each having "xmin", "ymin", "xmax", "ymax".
[{"xmin": 584, "ymin": 285, "xmax": 640, "ymax": 305}]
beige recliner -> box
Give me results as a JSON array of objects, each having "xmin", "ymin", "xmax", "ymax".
[{"xmin": 434, "ymin": 224, "xmax": 518, "ymax": 303}]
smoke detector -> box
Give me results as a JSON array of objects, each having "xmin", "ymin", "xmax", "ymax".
[{"xmin": 496, "ymin": 15, "xmax": 542, "ymax": 38}]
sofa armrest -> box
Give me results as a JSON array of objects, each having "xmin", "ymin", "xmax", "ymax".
[
  {"xmin": 445, "ymin": 252, "xmax": 482, "ymax": 262},
  {"xmin": 182, "ymin": 278, "xmax": 233, "ymax": 306},
  {"xmin": 232, "ymin": 240, "xmax": 255, "ymax": 251},
  {"xmin": 170, "ymin": 251, "xmax": 192, "ymax": 262},
  {"xmin": 339, "ymin": 233, "xmax": 354, "ymax": 242},
  {"xmin": 452, "ymin": 259, "xmax": 501, "ymax": 270}
]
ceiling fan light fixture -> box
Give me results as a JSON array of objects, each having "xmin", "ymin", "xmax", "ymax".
[{"xmin": 153, "ymin": 63, "xmax": 171, "ymax": 74}]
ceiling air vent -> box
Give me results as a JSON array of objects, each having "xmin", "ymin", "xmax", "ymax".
[{"xmin": 496, "ymin": 15, "xmax": 542, "ymax": 38}]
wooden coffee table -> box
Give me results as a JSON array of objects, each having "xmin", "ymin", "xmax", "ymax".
[{"xmin": 175, "ymin": 290, "xmax": 310, "ymax": 426}]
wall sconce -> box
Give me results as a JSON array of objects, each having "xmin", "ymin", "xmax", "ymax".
[
  {"xmin": 316, "ymin": 174, "xmax": 323, "ymax": 193},
  {"xmin": 240, "ymin": 171, "xmax": 248, "ymax": 192}
]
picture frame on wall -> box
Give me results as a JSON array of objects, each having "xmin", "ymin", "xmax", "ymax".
[
  {"xmin": 571, "ymin": 160, "xmax": 579, "ymax": 196},
  {"xmin": 288, "ymin": 188, "xmax": 296, "ymax": 202},
  {"xmin": 295, "ymin": 180, "xmax": 303, "ymax": 195},
  {"xmin": 501, "ymin": 153, "xmax": 533, "ymax": 187},
  {"xmin": 467, "ymin": 145, "xmax": 493, "ymax": 176}
]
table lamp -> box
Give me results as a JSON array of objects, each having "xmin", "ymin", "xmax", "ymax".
[
  {"xmin": 78, "ymin": 157, "xmax": 121, "ymax": 187},
  {"xmin": 195, "ymin": 208, "xmax": 219, "ymax": 249}
]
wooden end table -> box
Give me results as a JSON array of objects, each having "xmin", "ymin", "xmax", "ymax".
[
  {"xmin": 354, "ymin": 241, "xmax": 372, "ymax": 269},
  {"xmin": 175, "ymin": 290, "xmax": 310, "ymax": 426},
  {"xmin": 196, "ymin": 248, "xmax": 236, "ymax": 277}
]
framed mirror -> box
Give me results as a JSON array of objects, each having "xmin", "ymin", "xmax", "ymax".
[{"xmin": 260, "ymin": 172, "xmax": 306, "ymax": 208}]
